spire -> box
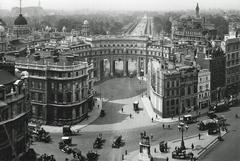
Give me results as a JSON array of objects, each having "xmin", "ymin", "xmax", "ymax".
[
  {"xmin": 20, "ymin": 0, "xmax": 22, "ymax": 14},
  {"xmin": 196, "ymin": 3, "xmax": 200, "ymax": 18}
]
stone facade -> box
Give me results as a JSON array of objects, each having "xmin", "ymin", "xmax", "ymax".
[
  {"xmin": 225, "ymin": 38, "xmax": 240, "ymax": 97},
  {"xmin": 0, "ymin": 61, "xmax": 31, "ymax": 161},
  {"xmin": 198, "ymin": 69, "xmax": 211, "ymax": 109},
  {"xmin": 14, "ymin": 54, "xmax": 94, "ymax": 125},
  {"xmin": 148, "ymin": 59, "xmax": 198, "ymax": 118}
]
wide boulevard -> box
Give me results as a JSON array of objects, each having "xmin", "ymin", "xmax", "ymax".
[{"xmin": 32, "ymin": 78, "xmax": 240, "ymax": 161}]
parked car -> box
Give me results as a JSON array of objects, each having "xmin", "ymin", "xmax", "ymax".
[
  {"xmin": 133, "ymin": 101, "xmax": 139, "ymax": 112},
  {"xmin": 211, "ymin": 100, "xmax": 229, "ymax": 112},
  {"xmin": 100, "ymin": 110, "xmax": 105, "ymax": 117},
  {"xmin": 181, "ymin": 114, "xmax": 198, "ymax": 124},
  {"xmin": 207, "ymin": 111, "xmax": 218, "ymax": 119},
  {"xmin": 112, "ymin": 136, "xmax": 123, "ymax": 148}
]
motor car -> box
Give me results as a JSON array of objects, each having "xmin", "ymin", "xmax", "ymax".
[
  {"xmin": 112, "ymin": 135, "xmax": 123, "ymax": 148},
  {"xmin": 198, "ymin": 119, "xmax": 218, "ymax": 131}
]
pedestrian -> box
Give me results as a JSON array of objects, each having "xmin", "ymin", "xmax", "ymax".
[
  {"xmin": 168, "ymin": 124, "xmax": 170, "ymax": 129},
  {"xmin": 162, "ymin": 124, "xmax": 165, "ymax": 129},
  {"xmin": 143, "ymin": 131, "xmax": 146, "ymax": 136},
  {"xmin": 151, "ymin": 134, "xmax": 153, "ymax": 140},
  {"xmin": 171, "ymin": 114, "xmax": 173, "ymax": 119},
  {"xmin": 98, "ymin": 105, "xmax": 99, "ymax": 109},
  {"xmin": 121, "ymin": 107, "xmax": 123, "ymax": 113},
  {"xmin": 198, "ymin": 133, "xmax": 201, "ymax": 140},
  {"xmin": 152, "ymin": 117, "xmax": 154, "ymax": 122},
  {"xmin": 130, "ymin": 113, "xmax": 132, "ymax": 118},
  {"xmin": 225, "ymin": 127, "xmax": 228, "ymax": 132},
  {"xmin": 166, "ymin": 157, "xmax": 169, "ymax": 161},
  {"xmin": 156, "ymin": 114, "xmax": 158, "ymax": 119},
  {"xmin": 191, "ymin": 143, "xmax": 194, "ymax": 150}
]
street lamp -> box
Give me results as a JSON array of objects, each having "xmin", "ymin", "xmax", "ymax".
[
  {"xmin": 140, "ymin": 69, "xmax": 144, "ymax": 97},
  {"xmin": 178, "ymin": 122, "xmax": 189, "ymax": 150}
]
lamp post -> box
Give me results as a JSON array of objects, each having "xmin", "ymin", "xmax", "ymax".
[
  {"xmin": 178, "ymin": 122, "xmax": 189, "ymax": 150},
  {"xmin": 140, "ymin": 69, "xmax": 144, "ymax": 97}
]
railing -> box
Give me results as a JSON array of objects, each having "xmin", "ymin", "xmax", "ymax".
[{"xmin": 16, "ymin": 62, "xmax": 88, "ymax": 71}]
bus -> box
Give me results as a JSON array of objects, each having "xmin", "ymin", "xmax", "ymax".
[{"xmin": 198, "ymin": 119, "xmax": 218, "ymax": 131}]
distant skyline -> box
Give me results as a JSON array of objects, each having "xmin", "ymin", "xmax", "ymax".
[{"xmin": 1, "ymin": 0, "xmax": 240, "ymax": 11}]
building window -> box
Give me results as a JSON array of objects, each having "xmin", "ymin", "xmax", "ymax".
[
  {"xmin": 188, "ymin": 87, "xmax": 191, "ymax": 95},
  {"xmin": 181, "ymin": 88, "xmax": 185, "ymax": 95},
  {"xmin": 187, "ymin": 99, "xmax": 190, "ymax": 107},
  {"xmin": 167, "ymin": 82, "xmax": 170, "ymax": 88},
  {"xmin": 166, "ymin": 101, "xmax": 169, "ymax": 106},
  {"xmin": 167, "ymin": 90, "xmax": 170, "ymax": 96},
  {"xmin": 172, "ymin": 81, "xmax": 174, "ymax": 87},
  {"xmin": 171, "ymin": 100, "xmax": 175, "ymax": 105}
]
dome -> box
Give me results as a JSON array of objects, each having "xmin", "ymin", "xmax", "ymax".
[
  {"xmin": 14, "ymin": 14, "xmax": 28, "ymax": 26},
  {"xmin": 0, "ymin": 19, "xmax": 6, "ymax": 26},
  {"xmin": 83, "ymin": 20, "xmax": 89, "ymax": 25},
  {"xmin": 0, "ymin": 25, "xmax": 5, "ymax": 32}
]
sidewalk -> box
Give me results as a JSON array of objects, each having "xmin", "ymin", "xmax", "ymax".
[
  {"xmin": 141, "ymin": 96, "xmax": 178, "ymax": 123},
  {"xmin": 41, "ymin": 98, "xmax": 102, "ymax": 133},
  {"xmin": 124, "ymin": 131, "xmax": 227, "ymax": 161}
]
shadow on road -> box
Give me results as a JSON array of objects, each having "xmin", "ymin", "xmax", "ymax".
[
  {"xmin": 94, "ymin": 78, "xmax": 147, "ymax": 100},
  {"xmin": 90, "ymin": 101, "xmax": 130, "ymax": 125}
]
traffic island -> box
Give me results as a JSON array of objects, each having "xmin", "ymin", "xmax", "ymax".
[{"xmin": 124, "ymin": 131, "xmax": 227, "ymax": 161}]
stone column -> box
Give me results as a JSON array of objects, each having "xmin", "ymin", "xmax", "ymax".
[
  {"xmin": 97, "ymin": 59, "xmax": 101, "ymax": 81},
  {"xmin": 145, "ymin": 58, "xmax": 148, "ymax": 75},
  {"xmin": 100, "ymin": 59, "xmax": 104, "ymax": 80},
  {"xmin": 137, "ymin": 57, "xmax": 140, "ymax": 77},
  {"xmin": 110, "ymin": 58, "xmax": 113, "ymax": 76},
  {"xmin": 110, "ymin": 59, "xmax": 115, "ymax": 77},
  {"xmin": 123, "ymin": 59, "xmax": 128, "ymax": 77},
  {"xmin": 72, "ymin": 108, "xmax": 76, "ymax": 120},
  {"xmin": 53, "ymin": 107, "xmax": 57, "ymax": 123}
]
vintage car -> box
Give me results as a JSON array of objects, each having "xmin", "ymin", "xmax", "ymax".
[
  {"xmin": 133, "ymin": 101, "xmax": 139, "ymax": 112},
  {"xmin": 181, "ymin": 114, "xmax": 198, "ymax": 124},
  {"xmin": 159, "ymin": 141, "xmax": 168, "ymax": 153},
  {"xmin": 172, "ymin": 150, "xmax": 193, "ymax": 159},
  {"xmin": 100, "ymin": 110, "xmax": 105, "ymax": 117},
  {"xmin": 112, "ymin": 135, "xmax": 123, "ymax": 148}
]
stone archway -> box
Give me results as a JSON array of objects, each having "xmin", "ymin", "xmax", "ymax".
[
  {"xmin": 103, "ymin": 58, "xmax": 110, "ymax": 77},
  {"xmin": 114, "ymin": 59, "xmax": 124, "ymax": 77},
  {"xmin": 128, "ymin": 58, "xmax": 137, "ymax": 77}
]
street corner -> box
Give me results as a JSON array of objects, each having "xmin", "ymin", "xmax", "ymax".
[{"xmin": 135, "ymin": 131, "xmax": 229, "ymax": 161}]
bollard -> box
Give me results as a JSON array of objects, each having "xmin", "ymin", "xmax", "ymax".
[
  {"xmin": 122, "ymin": 154, "xmax": 124, "ymax": 160},
  {"xmin": 125, "ymin": 150, "xmax": 127, "ymax": 155}
]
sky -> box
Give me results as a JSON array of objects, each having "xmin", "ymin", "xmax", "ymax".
[{"xmin": 1, "ymin": 0, "xmax": 240, "ymax": 11}]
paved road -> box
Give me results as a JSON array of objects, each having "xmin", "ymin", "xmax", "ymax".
[
  {"xmin": 199, "ymin": 106, "xmax": 240, "ymax": 161},
  {"xmin": 32, "ymin": 78, "xmax": 240, "ymax": 161}
]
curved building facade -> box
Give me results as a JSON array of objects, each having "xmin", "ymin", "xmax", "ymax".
[
  {"xmin": 0, "ymin": 61, "xmax": 30, "ymax": 161},
  {"xmin": 15, "ymin": 54, "xmax": 94, "ymax": 125},
  {"xmin": 72, "ymin": 35, "xmax": 173, "ymax": 81}
]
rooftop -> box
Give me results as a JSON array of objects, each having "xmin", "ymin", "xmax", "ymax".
[
  {"xmin": 14, "ymin": 54, "xmax": 86, "ymax": 67},
  {"xmin": 0, "ymin": 70, "xmax": 17, "ymax": 85}
]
